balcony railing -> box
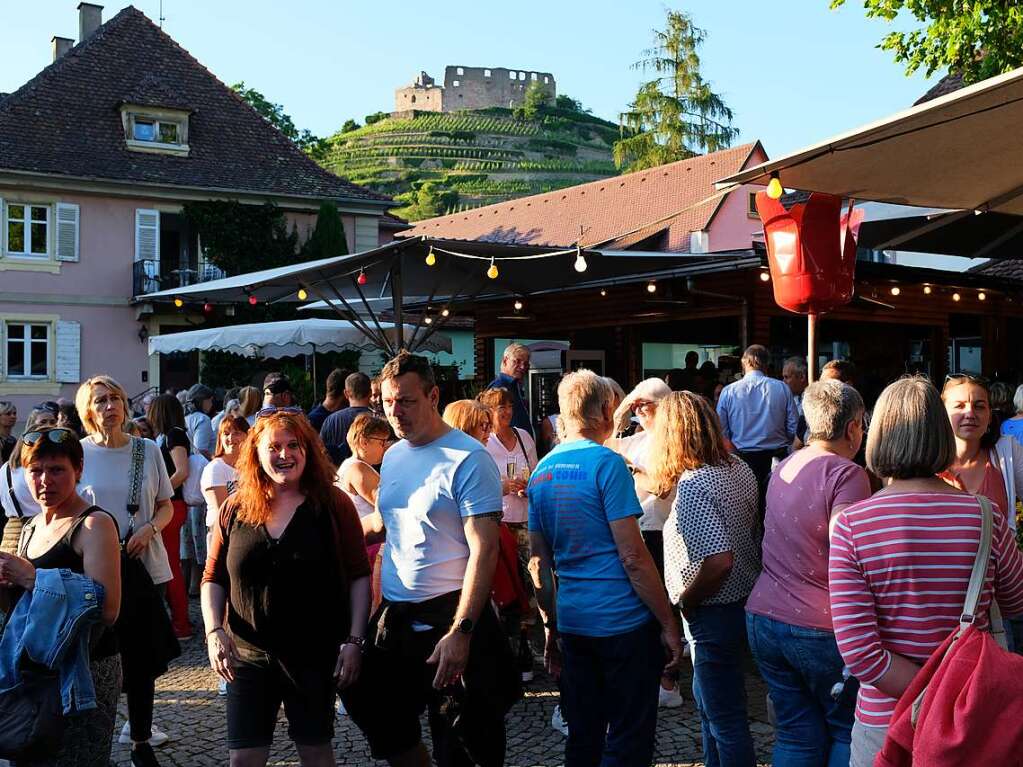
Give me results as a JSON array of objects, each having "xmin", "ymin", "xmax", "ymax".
[{"xmin": 133, "ymin": 260, "xmax": 228, "ymax": 296}]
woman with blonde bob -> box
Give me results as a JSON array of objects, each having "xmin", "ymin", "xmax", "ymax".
[
  {"xmin": 442, "ymin": 399, "xmax": 493, "ymax": 445},
  {"xmin": 201, "ymin": 411, "xmax": 370, "ymax": 766},
  {"xmin": 829, "ymin": 376, "xmax": 1023, "ymax": 767},
  {"xmin": 648, "ymin": 391, "xmax": 760, "ymax": 767}
]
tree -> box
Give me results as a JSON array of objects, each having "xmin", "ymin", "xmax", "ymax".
[
  {"xmin": 830, "ymin": 1, "xmax": 1023, "ymax": 83},
  {"xmin": 231, "ymin": 81, "xmax": 322, "ymax": 152},
  {"xmin": 182, "ymin": 200, "xmax": 298, "ymax": 275},
  {"xmin": 340, "ymin": 119, "xmax": 361, "ymax": 133},
  {"xmin": 555, "ymin": 94, "xmax": 590, "ymax": 113},
  {"xmin": 520, "ymin": 80, "xmax": 552, "ymax": 119},
  {"xmin": 302, "ymin": 202, "xmax": 349, "ymax": 260},
  {"xmin": 395, "ymin": 182, "xmax": 459, "ymax": 221},
  {"xmin": 613, "ymin": 10, "xmax": 738, "ymax": 172}
]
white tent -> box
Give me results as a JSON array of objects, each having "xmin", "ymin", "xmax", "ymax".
[{"xmin": 148, "ymin": 319, "xmax": 451, "ymax": 359}]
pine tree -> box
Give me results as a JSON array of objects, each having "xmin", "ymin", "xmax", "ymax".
[
  {"xmin": 614, "ymin": 11, "xmax": 738, "ymax": 173},
  {"xmin": 303, "ymin": 202, "xmax": 349, "ymax": 259}
]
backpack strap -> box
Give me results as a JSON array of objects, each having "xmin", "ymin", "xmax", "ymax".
[
  {"xmin": 6, "ymin": 462, "xmax": 25, "ymax": 519},
  {"xmin": 124, "ymin": 436, "xmax": 146, "ymax": 540}
]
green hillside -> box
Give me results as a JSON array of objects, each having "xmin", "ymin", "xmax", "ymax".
[{"xmin": 316, "ymin": 106, "xmax": 621, "ymax": 220}]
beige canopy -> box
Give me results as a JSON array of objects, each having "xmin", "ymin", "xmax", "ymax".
[{"xmin": 717, "ymin": 66, "xmax": 1023, "ymax": 215}]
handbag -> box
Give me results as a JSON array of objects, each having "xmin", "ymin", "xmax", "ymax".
[{"xmin": 0, "ymin": 666, "xmax": 65, "ymax": 760}]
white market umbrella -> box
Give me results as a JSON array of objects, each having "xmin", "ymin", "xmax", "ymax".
[{"xmin": 148, "ymin": 319, "xmax": 452, "ymax": 358}]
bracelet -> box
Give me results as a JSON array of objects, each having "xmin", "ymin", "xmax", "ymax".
[
  {"xmin": 147, "ymin": 520, "xmax": 159, "ymax": 535},
  {"xmin": 343, "ymin": 635, "xmax": 366, "ymax": 650}
]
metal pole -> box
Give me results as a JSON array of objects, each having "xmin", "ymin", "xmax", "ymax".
[
  {"xmin": 807, "ymin": 313, "xmax": 817, "ymax": 384},
  {"xmin": 312, "ymin": 347, "xmax": 319, "ymax": 402},
  {"xmin": 392, "ymin": 260, "xmax": 404, "ymax": 352}
]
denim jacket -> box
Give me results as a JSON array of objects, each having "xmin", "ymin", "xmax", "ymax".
[{"xmin": 0, "ymin": 568, "xmax": 105, "ymax": 714}]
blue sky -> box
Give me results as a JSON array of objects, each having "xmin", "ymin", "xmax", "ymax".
[{"xmin": 4, "ymin": 0, "xmax": 936, "ymax": 159}]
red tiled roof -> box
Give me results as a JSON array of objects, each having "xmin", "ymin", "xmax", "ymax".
[
  {"xmin": 402, "ymin": 143, "xmax": 763, "ymax": 250},
  {"xmin": 0, "ymin": 7, "xmax": 390, "ymax": 205}
]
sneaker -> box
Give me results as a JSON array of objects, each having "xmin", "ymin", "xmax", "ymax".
[
  {"xmin": 658, "ymin": 685, "xmax": 684, "ymax": 708},
  {"xmin": 119, "ymin": 721, "xmax": 170, "ymax": 747},
  {"xmin": 217, "ymin": 679, "xmax": 228, "ymax": 696},
  {"xmin": 130, "ymin": 742, "xmax": 161, "ymax": 767},
  {"xmin": 551, "ymin": 704, "xmax": 569, "ymax": 737}
]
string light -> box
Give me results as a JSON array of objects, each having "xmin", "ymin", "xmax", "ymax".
[
  {"xmin": 248, "ymin": 294, "xmax": 258, "ymax": 306},
  {"xmin": 573, "ymin": 247, "xmax": 588, "ymax": 273},
  {"xmin": 424, "ymin": 316, "xmax": 433, "ymax": 325},
  {"xmin": 646, "ymin": 281, "xmax": 657, "ymax": 293},
  {"xmin": 759, "ymin": 271, "xmax": 771, "ymax": 283},
  {"xmin": 173, "ymin": 297, "xmax": 183, "ymax": 308},
  {"xmin": 425, "ymin": 246, "xmax": 436, "ymax": 267},
  {"xmin": 923, "ymin": 285, "xmax": 932, "ymax": 295},
  {"xmin": 297, "ymin": 288, "xmax": 308, "ymax": 301},
  {"xmin": 766, "ymin": 172, "xmax": 783, "ymax": 200},
  {"xmin": 600, "ymin": 288, "xmax": 607, "ymax": 297},
  {"xmin": 487, "ymin": 258, "xmax": 499, "ymax": 279},
  {"xmin": 978, "ymin": 291, "xmax": 987, "ymax": 301},
  {"xmin": 441, "ymin": 308, "xmax": 450, "ymax": 317},
  {"xmin": 952, "ymin": 292, "xmax": 961, "ymax": 302},
  {"xmin": 203, "ymin": 302, "xmax": 213, "ymax": 314},
  {"xmin": 890, "ymin": 286, "xmax": 901, "ymax": 296},
  {"xmin": 357, "ymin": 269, "xmax": 367, "ymax": 286},
  {"xmin": 514, "ymin": 299, "xmax": 523, "ymax": 311}
]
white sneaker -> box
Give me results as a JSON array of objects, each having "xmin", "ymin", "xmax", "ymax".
[
  {"xmin": 658, "ymin": 685, "xmax": 684, "ymax": 708},
  {"xmin": 551, "ymin": 704, "xmax": 569, "ymax": 736},
  {"xmin": 118, "ymin": 721, "xmax": 170, "ymax": 747}
]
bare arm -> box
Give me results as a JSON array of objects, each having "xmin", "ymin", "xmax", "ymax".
[
  {"xmin": 528, "ymin": 529, "xmax": 562, "ymax": 677},
  {"xmin": 125, "ymin": 496, "xmax": 174, "ymax": 558},
  {"xmin": 360, "ymin": 510, "xmax": 385, "ymax": 544},
  {"xmin": 426, "ymin": 514, "xmax": 499, "ymax": 688},
  {"xmin": 679, "ymin": 551, "xmax": 733, "ymax": 614},
  {"xmin": 77, "ymin": 512, "xmax": 122, "ymax": 625},
  {"xmin": 168, "ymin": 445, "xmax": 189, "ymax": 490},
  {"xmin": 347, "ymin": 463, "xmax": 381, "ymax": 508}
]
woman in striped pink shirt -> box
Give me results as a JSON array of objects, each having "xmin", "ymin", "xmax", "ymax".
[{"xmin": 828, "ymin": 376, "xmax": 1023, "ymax": 767}]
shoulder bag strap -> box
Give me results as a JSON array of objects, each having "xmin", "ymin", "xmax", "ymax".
[
  {"xmin": 124, "ymin": 437, "xmax": 146, "ymax": 540},
  {"xmin": 512, "ymin": 428, "xmax": 532, "ymax": 472},
  {"xmin": 6, "ymin": 462, "xmax": 25, "ymax": 519}
]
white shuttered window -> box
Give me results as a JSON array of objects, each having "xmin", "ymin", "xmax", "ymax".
[
  {"xmin": 135, "ymin": 209, "xmax": 160, "ymax": 263},
  {"xmin": 55, "ymin": 202, "xmax": 80, "ymax": 262}
]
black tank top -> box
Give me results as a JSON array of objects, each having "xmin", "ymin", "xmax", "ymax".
[{"xmin": 19, "ymin": 506, "xmax": 119, "ymax": 657}]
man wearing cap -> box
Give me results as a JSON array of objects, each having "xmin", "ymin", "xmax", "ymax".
[
  {"xmin": 185, "ymin": 383, "xmax": 216, "ymax": 460},
  {"xmin": 262, "ymin": 373, "xmax": 297, "ymax": 409}
]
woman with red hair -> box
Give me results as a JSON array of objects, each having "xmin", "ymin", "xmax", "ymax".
[{"xmin": 201, "ymin": 409, "xmax": 370, "ymax": 766}]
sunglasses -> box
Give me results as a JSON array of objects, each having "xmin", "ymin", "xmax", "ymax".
[
  {"xmin": 255, "ymin": 406, "xmax": 304, "ymax": 420},
  {"xmin": 22, "ymin": 428, "xmax": 79, "ymax": 446},
  {"xmin": 943, "ymin": 373, "xmax": 990, "ymax": 388}
]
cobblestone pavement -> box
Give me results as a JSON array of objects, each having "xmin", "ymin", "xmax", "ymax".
[{"xmin": 110, "ymin": 601, "xmax": 775, "ymax": 766}]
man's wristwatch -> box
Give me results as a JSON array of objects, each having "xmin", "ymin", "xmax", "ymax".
[
  {"xmin": 344, "ymin": 635, "xmax": 366, "ymax": 650},
  {"xmin": 454, "ymin": 617, "xmax": 474, "ymax": 635}
]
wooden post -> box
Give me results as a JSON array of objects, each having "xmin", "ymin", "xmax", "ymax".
[{"xmin": 807, "ymin": 313, "xmax": 817, "ymax": 383}]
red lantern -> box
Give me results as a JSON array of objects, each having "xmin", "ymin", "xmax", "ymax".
[
  {"xmin": 203, "ymin": 302, "xmax": 213, "ymax": 314},
  {"xmin": 248, "ymin": 294, "xmax": 258, "ymax": 306},
  {"xmin": 755, "ymin": 191, "xmax": 860, "ymax": 315},
  {"xmin": 357, "ymin": 270, "xmax": 367, "ymax": 286}
]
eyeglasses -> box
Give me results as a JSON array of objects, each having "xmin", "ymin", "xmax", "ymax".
[
  {"xmin": 33, "ymin": 401, "xmax": 60, "ymax": 416},
  {"xmin": 255, "ymin": 406, "xmax": 304, "ymax": 420},
  {"xmin": 22, "ymin": 428, "xmax": 79, "ymax": 446},
  {"xmin": 633, "ymin": 400, "xmax": 657, "ymax": 412},
  {"xmin": 943, "ymin": 373, "xmax": 990, "ymax": 389}
]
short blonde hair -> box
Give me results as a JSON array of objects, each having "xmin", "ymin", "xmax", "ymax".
[
  {"xmin": 502, "ymin": 343, "xmax": 530, "ymax": 362},
  {"xmin": 238, "ymin": 386, "xmax": 261, "ymax": 418},
  {"xmin": 477, "ymin": 387, "xmax": 513, "ymax": 409},
  {"xmin": 442, "ymin": 399, "xmax": 491, "ymax": 439},
  {"xmin": 648, "ymin": 391, "xmax": 730, "ymax": 495},
  {"xmin": 75, "ymin": 375, "xmax": 131, "ymax": 435},
  {"xmin": 558, "ymin": 370, "xmax": 612, "ymax": 432},
  {"xmin": 867, "ymin": 376, "xmax": 955, "ymax": 479},
  {"xmin": 346, "ymin": 413, "xmax": 390, "ymax": 452}
]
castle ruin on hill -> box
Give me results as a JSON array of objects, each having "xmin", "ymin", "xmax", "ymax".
[{"xmin": 394, "ymin": 66, "xmax": 556, "ymax": 113}]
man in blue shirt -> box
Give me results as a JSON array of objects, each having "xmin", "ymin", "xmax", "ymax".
[
  {"xmin": 488, "ymin": 343, "xmax": 533, "ymax": 439},
  {"xmin": 716, "ymin": 344, "xmax": 798, "ymax": 525},
  {"xmin": 306, "ymin": 368, "xmax": 348, "ymax": 432},
  {"xmin": 319, "ymin": 372, "xmax": 372, "ymax": 466},
  {"xmin": 529, "ymin": 369, "xmax": 682, "ymax": 767}
]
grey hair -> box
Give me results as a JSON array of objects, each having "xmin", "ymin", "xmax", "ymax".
[
  {"xmin": 783, "ymin": 356, "xmax": 808, "ymax": 378},
  {"xmin": 1014, "ymin": 384, "xmax": 1023, "ymax": 415},
  {"xmin": 0, "ymin": 400, "xmax": 15, "ymax": 416},
  {"xmin": 804, "ymin": 380, "xmax": 864, "ymax": 442},
  {"xmin": 558, "ymin": 370, "xmax": 613, "ymax": 432}
]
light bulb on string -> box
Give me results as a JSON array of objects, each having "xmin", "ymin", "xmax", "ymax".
[
  {"xmin": 890, "ymin": 286, "xmax": 901, "ymax": 296},
  {"xmin": 766, "ymin": 173, "xmax": 783, "ymax": 200},
  {"xmin": 979, "ymin": 291, "xmax": 987, "ymax": 301},
  {"xmin": 357, "ymin": 269, "xmax": 367, "ymax": 286},
  {"xmin": 574, "ymin": 249, "xmax": 587, "ymax": 273},
  {"xmin": 759, "ymin": 271, "xmax": 771, "ymax": 283},
  {"xmin": 600, "ymin": 288, "xmax": 607, "ymax": 297},
  {"xmin": 952, "ymin": 292, "xmax": 961, "ymax": 302},
  {"xmin": 923, "ymin": 285, "xmax": 932, "ymax": 295},
  {"xmin": 646, "ymin": 281, "xmax": 657, "ymax": 293},
  {"xmin": 203, "ymin": 302, "xmax": 213, "ymax": 314},
  {"xmin": 424, "ymin": 316, "xmax": 433, "ymax": 325},
  {"xmin": 248, "ymin": 294, "xmax": 258, "ymax": 306},
  {"xmin": 441, "ymin": 308, "xmax": 450, "ymax": 317},
  {"xmin": 425, "ymin": 247, "xmax": 436, "ymax": 267},
  {"xmin": 173, "ymin": 297, "xmax": 184, "ymax": 308},
  {"xmin": 514, "ymin": 299, "xmax": 524, "ymax": 311},
  {"xmin": 297, "ymin": 288, "xmax": 308, "ymax": 301},
  {"xmin": 487, "ymin": 258, "xmax": 499, "ymax": 280}
]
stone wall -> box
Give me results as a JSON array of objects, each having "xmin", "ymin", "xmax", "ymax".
[
  {"xmin": 394, "ymin": 85, "xmax": 443, "ymax": 112},
  {"xmin": 393, "ymin": 66, "xmax": 557, "ymax": 113}
]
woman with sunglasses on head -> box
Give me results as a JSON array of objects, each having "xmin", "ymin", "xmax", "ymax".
[
  {"xmin": 76, "ymin": 376, "xmax": 176, "ymax": 767},
  {"xmin": 0, "ymin": 427, "xmax": 122, "ymax": 767},
  {"xmin": 202, "ymin": 409, "xmax": 370, "ymax": 766},
  {"xmin": 939, "ymin": 373, "xmax": 1023, "ymax": 654}
]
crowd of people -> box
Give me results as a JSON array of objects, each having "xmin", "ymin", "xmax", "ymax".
[{"xmin": 1, "ymin": 340, "xmax": 1023, "ymax": 767}]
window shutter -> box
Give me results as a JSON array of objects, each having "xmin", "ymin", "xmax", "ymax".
[
  {"xmin": 134, "ymin": 209, "xmax": 160, "ymax": 263},
  {"xmin": 0, "ymin": 197, "xmax": 5, "ymax": 254},
  {"xmin": 55, "ymin": 202, "xmax": 80, "ymax": 262},
  {"xmin": 55, "ymin": 320, "xmax": 81, "ymax": 383}
]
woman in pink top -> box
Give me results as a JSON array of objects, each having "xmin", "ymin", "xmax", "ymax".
[
  {"xmin": 746, "ymin": 380, "xmax": 870, "ymax": 767},
  {"xmin": 829, "ymin": 377, "xmax": 1023, "ymax": 767}
]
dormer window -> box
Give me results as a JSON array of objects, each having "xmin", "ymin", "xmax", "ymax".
[{"xmin": 120, "ymin": 104, "xmax": 190, "ymax": 156}]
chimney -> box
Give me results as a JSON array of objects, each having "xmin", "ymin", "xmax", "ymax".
[
  {"xmin": 51, "ymin": 36, "xmax": 74, "ymax": 62},
  {"xmin": 78, "ymin": 3, "xmax": 103, "ymax": 42}
]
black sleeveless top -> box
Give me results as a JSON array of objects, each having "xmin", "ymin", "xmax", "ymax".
[{"xmin": 18, "ymin": 506, "xmax": 119, "ymax": 658}]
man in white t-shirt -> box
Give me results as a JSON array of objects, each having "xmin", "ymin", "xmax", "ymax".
[{"xmin": 342, "ymin": 352, "xmax": 511, "ymax": 767}]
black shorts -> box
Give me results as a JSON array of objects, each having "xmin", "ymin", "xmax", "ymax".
[{"xmin": 226, "ymin": 651, "xmax": 336, "ymax": 750}]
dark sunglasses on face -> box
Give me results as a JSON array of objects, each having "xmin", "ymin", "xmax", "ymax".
[
  {"xmin": 256, "ymin": 406, "xmax": 304, "ymax": 420},
  {"xmin": 22, "ymin": 427, "xmax": 79, "ymax": 446}
]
